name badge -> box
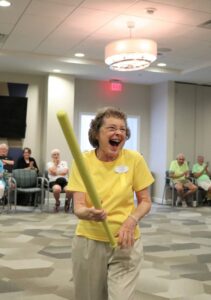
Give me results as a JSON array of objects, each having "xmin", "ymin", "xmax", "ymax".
[{"xmin": 114, "ymin": 165, "xmax": 129, "ymax": 174}]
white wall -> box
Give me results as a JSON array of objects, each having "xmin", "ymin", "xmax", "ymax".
[
  {"xmin": 44, "ymin": 74, "xmax": 75, "ymax": 168},
  {"xmin": 174, "ymin": 83, "xmax": 211, "ymax": 167},
  {"xmin": 74, "ymin": 79, "xmax": 151, "ymax": 160},
  {"xmin": 174, "ymin": 83, "xmax": 196, "ymax": 165},
  {"xmin": 149, "ymin": 82, "xmax": 175, "ymax": 202},
  {"xmin": 195, "ymin": 85, "xmax": 211, "ymax": 163}
]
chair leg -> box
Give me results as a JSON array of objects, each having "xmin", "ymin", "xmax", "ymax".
[
  {"xmin": 14, "ymin": 189, "xmax": 17, "ymax": 212},
  {"xmin": 172, "ymin": 188, "xmax": 175, "ymax": 207},
  {"xmin": 41, "ymin": 188, "xmax": 45, "ymax": 212},
  {"xmin": 162, "ymin": 185, "xmax": 166, "ymax": 205},
  {"xmin": 34, "ymin": 193, "xmax": 37, "ymax": 208},
  {"xmin": 39, "ymin": 192, "xmax": 41, "ymax": 209},
  {"xmin": 47, "ymin": 189, "xmax": 50, "ymax": 212}
]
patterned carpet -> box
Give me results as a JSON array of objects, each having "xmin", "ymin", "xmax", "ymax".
[{"xmin": 0, "ymin": 203, "xmax": 211, "ymax": 300}]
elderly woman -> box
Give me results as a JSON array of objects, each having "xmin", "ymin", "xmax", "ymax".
[
  {"xmin": 47, "ymin": 149, "xmax": 72, "ymax": 212},
  {"xmin": 68, "ymin": 107, "xmax": 154, "ymax": 300},
  {"xmin": 15, "ymin": 147, "xmax": 39, "ymax": 172},
  {"xmin": 0, "ymin": 143, "xmax": 14, "ymax": 173}
]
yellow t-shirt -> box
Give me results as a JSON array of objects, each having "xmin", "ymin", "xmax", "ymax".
[{"xmin": 68, "ymin": 149, "xmax": 154, "ymax": 242}]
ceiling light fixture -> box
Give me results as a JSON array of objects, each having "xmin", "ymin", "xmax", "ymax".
[
  {"xmin": 105, "ymin": 22, "xmax": 157, "ymax": 72},
  {"xmin": 0, "ymin": 0, "xmax": 11, "ymax": 7}
]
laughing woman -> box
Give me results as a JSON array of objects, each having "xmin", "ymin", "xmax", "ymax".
[{"xmin": 68, "ymin": 107, "xmax": 154, "ymax": 300}]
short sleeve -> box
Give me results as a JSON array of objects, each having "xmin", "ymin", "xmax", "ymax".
[
  {"xmin": 169, "ymin": 160, "xmax": 176, "ymax": 172},
  {"xmin": 133, "ymin": 153, "xmax": 154, "ymax": 192},
  {"xmin": 67, "ymin": 160, "xmax": 86, "ymax": 192}
]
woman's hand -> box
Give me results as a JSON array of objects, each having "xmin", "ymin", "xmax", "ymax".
[
  {"xmin": 116, "ymin": 216, "xmax": 137, "ymax": 249},
  {"xmin": 48, "ymin": 166, "xmax": 57, "ymax": 175},
  {"xmin": 73, "ymin": 192, "xmax": 107, "ymax": 221},
  {"xmin": 75, "ymin": 206, "xmax": 107, "ymax": 222}
]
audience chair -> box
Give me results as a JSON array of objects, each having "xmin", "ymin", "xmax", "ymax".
[
  {"xmin": 0, "ymin": 191, "xmax": 7, "ymax": 213},
  {"xmin": 191, "ymin": 176, "xmax": 206, "ymax": 206},
  {"xmin": 10, "ymin": 169, "xmax": 44, "ymax": 212},
  {"xmin": 196, "ymin": 187, "xmax": 206, "ymax": 205},
  {"xmin": 162, "ymin": 171, "xmax": 176, "ymax": 206},
  {"xmin": 0, "ymin": 172, "xmax": 13, "ymax": 213},
  {"xmin": 44, "ymin": 171, "xmax": 74, "ymax": 213},
  {"xmin": 162, "ymin": 171, "xmax": 195, "ymax": 207},
  {"xmin": 8, "ymin": 147, "xmax": 23, "ymax": 164}
]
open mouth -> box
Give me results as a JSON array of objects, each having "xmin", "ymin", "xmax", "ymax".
[{"xmin": 109, "ymin": 139, "xmax": 121, "ymax": 147}]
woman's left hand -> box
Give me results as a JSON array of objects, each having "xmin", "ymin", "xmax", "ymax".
[{"xmin": 116, "ymin": 217, "xmax": 137, "ymax": 249}]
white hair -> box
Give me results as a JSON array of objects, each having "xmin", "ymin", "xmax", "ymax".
[
  {"xmin": 0, "ymin": 143, "xmax": 8, "ymax": 150},
  {"xmin": 51, "ymin": 148, "xmax": 60, "ymax": 155}
]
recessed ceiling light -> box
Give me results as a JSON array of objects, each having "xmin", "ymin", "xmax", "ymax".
[
  {"xmin": 74, "ymin": 53, "xmax": 85, "ymax": 57},
  {"xmin": 145, "ymin": 7, "xmax": 156, "ymax": 15},
  {"xmin": 0, "ymin": 0, "xmax": 11, "ymax": 7},
  {"xmin": 53, "ymin": 69, "xmax": 61, "ymax": 73},
  {"xmin": 157, "ymin": 63, "xmax": 167, "ymax": 67}
]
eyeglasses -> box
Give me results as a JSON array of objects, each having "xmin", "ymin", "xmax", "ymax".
[{"xmin": 103, "ymin": 126, "xmax": 127, "ymax": 134}]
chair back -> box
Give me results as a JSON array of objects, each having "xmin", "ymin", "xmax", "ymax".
[
  {"xmin": 45, "ymin": 170, "xmax": 49, "ymax": 180},
  {"xmin": 165, "ymin": 170, "xmax": 171, "ymax": 185},
  {"xmin": 12, "ymin": 169, "xmax": 37, "ymax": 188},
  {"xmin": 8, "ymin": 147, "xmax": 23, "ymax": 163}
]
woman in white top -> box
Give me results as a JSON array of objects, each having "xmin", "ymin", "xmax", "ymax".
[{"xmin": 47, "ymin": 149, "xmax": 72, "ymax": 212}]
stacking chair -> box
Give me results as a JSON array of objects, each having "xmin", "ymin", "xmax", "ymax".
[
  {"xmin": 162, "ymin": 171, "xmax": 194, "ymax": 206},
  {"xmin": 0, "ymin": 185, "xmax": 7, "ymax": 213},
  {"xmin": 10, "ymin": 169, "xmax": 44, "ymax": 212},
  {"xmin": 0, "ymin": 171, "xmax": 12, "ymax": 213},
  {"xmin": 0, "ymin": 187, "xmax": 9, "ymax": 213},
  {"xmin": 162, "ymin": 171, "xmax": 176, "ymax": 206},
  {"xmin": 8, "ymin": 147, "xmax": 23, "ymax": 164},
  {"xmin": 191, "ymin": 175, "xmax": 206, "ymax": 206},
  {"xmin": 196, "ymin": 187, "xmax": 206, "ymax": 205}
]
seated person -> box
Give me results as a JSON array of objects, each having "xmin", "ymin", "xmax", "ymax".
[
  {"xmin": 15, "ymin": 147, "xmax": 39, "ymax": 173},
  {"xmin": 0, "ymin": 159, "xmax": 6, "ymax": 200},
  {"xmin": 0, "ymin": 143, "xmax": 14, "ymax": 174},
  {"xmin": 169, "ymin": 153, "xmax": 197, "ymax": 207},
  {"xmin": 192, "ymin": 155, "xmax": 211, "ymax": 206},
  {"xmin": 47, "ymin": 149, "xmax": 72, "ymax": 213}
]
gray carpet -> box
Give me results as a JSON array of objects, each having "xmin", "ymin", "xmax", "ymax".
[{"xmin": 1, "ymin": 203, "xmax": 211, "ymax": 300}]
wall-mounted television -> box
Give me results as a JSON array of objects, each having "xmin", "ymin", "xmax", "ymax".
[{"xmin": 0, "ymin": 95, "xmax": 28, "ymax": 138}]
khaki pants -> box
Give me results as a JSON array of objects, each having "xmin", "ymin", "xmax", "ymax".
[{"xmin": 72, "ymin": 236, "xmax": 143, "ymax": 300}]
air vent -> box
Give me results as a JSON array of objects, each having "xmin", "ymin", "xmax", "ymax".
[
  {"xmin": 0, "ymin": 33, "xmax": 8, "ymax": 42},
  {"xmin": 158, "ymin": 47, "xmax": 172, "ymax": 52},
  {"xmin": 198, "ymin": 20, "xmax": 211, "ymax": 29},
  {"xmin": 157, "ymin": 48, "xmax": 172, "ymax": 56}
]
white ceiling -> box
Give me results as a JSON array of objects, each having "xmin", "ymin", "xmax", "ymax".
[{"xmin": 0, "ymin": 0, "xmax": 211, "ymax": 85}]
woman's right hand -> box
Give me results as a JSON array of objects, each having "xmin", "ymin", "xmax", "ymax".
[{"xmin": 75, "ymin": 206, "xmax": 107, "ymax": 221}]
